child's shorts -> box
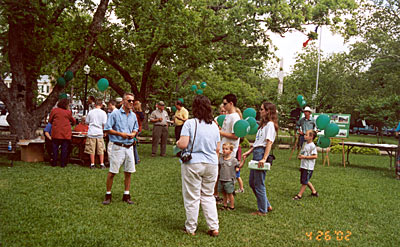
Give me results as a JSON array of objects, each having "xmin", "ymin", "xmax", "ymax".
[
  {"xmin": 218, "ymin": 180, "xmax": 235, "ymax": 194},
  {"xmin": 300, "ymin": 168, "xmax": 313, "ymax": 185},
  {"xmin": 236, "ymin": 170, "xmax": 241, "ymax": 178}
]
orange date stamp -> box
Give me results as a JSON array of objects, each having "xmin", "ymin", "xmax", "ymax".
[{"xmin": 305, "ymin": 230, "xmax": 352, "ymax": 241}]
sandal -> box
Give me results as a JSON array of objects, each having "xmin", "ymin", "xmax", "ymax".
[
  {"xmin": 219, "ymin": 206, "xmax": 228, "ymax": 210},
  {"xmin": 227, "ymin": 207, "xmax": 235, "ymax": 211},
  {"xmin": 310, "ymin": 192, "xmax": 319, "ymax": 197},
  {"xmin": 292, "ymin": 195, "xmax": 302, "ymax": 200},
  {"xmin": 207, "ymin": 229, "xmax": 219, "ymax": 237}
]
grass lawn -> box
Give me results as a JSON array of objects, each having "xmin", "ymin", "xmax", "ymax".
[{"xmin": 1, "ymin": 144, "xmax": 399, "ymax": 246}]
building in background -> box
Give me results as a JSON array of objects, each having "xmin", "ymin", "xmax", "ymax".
[{"xmin": 4, "ymin": 75, "xmax": 53, "ymax": 103}]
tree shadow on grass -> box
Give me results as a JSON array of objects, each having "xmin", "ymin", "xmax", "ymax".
[{"xmin": 344, "ymin": 163, "xmax": 392, "ymax": 172}]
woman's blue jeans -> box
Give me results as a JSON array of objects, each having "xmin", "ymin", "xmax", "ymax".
[{"xmin": 249, "ymin": 146, "xmax": 271, "ymax": 213}]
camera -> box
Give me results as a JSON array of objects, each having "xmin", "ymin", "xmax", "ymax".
[
  {"xmin": 180, "ymin": 153, "xmax": 192, "ymax": 163},
  {"xmin": 267, "ymin": 154, "xmax": 275, "ymax": 165}
]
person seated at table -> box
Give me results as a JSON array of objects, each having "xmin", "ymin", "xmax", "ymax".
[
  {"xmin": 85, "ymin": 99, "xmax": 108, "ymax": 169},
  {"xmin": 43, "ymin": 122, "xmax": 53, "ymax": 163},
  {"xmin": 74, "ymin": 116, "xmax": 89, "ymax": 134}
]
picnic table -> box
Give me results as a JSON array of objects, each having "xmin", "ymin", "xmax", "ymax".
[
  {"xmin": 342, "ymin": 142, "xmax": 398, "ymax": 168},
  {"xmin": 69, "ymin": 132, "xmax": 109, "ymax": 166},
  {"xmin": 69, "ymin": 131, "xmax": 88, "ymax": 165}
]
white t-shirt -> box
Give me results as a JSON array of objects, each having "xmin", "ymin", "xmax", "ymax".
[
  {"xmin": 253, "ymin": 121, "xmax": 276, "ymax": 147},
  {"xmin": 300, "ymin": 142, "xmax": 317, "ymax": 170},
  {"xmin": 86, "ymin": 108, "xmax": 107, "ymax": 138},
  {"xmin": 220, "ymin": 112, "xmax": 241, "ymax": 157}
]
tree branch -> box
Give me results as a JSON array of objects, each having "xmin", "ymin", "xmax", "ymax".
[
  {"xmin": 48, "ymin": 0, "xmax": 76, "ymax": 25},
  {"xmin": 35, "ymin": 0, "xmax": 110, "ymax": 117},
  {"xmin": 93, "ymin": 50, "xmax": 139, "ymax": 95},
  {"xmin": 91, "ymin": 74, "xmax": 126, "ymax": 97}
]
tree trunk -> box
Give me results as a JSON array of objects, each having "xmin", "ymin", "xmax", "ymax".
[
  {"xmin": 6, "ymin": 106, "xmax": 44, "ymax": 140},
  {"xmin": 0, "ymin": 0, "xmax": 109, "ymax": 140}
]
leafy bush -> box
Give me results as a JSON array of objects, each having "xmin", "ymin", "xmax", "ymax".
[
  {"xmin": 330, "ymin": 145, "xmax": 380, "ymax": 155},
  {"xmin": 240, "ymin": 138, "xmax": 250, "ymax": 148},
  {"xmin": 275, "ymin": 135, "xmax": 293, "ymax": 145},
  {"xmin": 140, "ymin": 129, "xmax": 152, "ymax": 137}
]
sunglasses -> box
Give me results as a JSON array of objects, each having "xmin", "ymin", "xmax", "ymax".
[
  {"xmin": 223, "ymin": 102, "xmax": 229, "ymax": 106},
  {"xmin": 127, "ymin": 100, "xmax": 134, "ymax": 103}
]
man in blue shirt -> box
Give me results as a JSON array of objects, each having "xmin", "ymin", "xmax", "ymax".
[
  {"xmin": 102, "ymin": 93, "xmax": 139, "ymax": 205},
  {"xmin": 296, "ymin": 106, "xmax": 316, "ymax": 149}
]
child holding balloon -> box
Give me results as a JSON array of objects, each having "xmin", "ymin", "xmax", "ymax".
[{"xmin": 293, "ymin": 129, "xmax": 318, "ymax": 200}]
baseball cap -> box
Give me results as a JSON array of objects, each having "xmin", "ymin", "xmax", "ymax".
[
  {"xmin": 115, "ymin": 97, "xmax": 123, "ymax": 103},
  {"xmin": 158, "ymin": 101, "xmax": 165, "ymax": 106}
]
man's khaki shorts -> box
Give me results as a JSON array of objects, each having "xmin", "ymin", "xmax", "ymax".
[{"xmin": 84, "ymin": 137, "xmax": 105, "ymax": 155}]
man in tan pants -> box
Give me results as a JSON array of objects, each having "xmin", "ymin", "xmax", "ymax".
[{"xmin": 149, "ymin": 101, "xmax": 170, "ymax": 157}]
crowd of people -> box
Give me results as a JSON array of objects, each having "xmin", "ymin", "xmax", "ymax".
[{"xmin": 45, "ymin": 92, "xmax": 321, "ymax": 237}]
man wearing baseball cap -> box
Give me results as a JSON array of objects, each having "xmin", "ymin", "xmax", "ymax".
[{"xmin": 296, "ymin": 106, "xmax": 316, "ymax": 149}]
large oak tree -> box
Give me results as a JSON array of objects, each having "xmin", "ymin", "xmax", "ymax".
[{"xmin": 0, "ymin": 0, "xmax": 109, "ymax": 139}]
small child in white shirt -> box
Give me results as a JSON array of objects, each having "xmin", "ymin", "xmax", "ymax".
[{"xmin": 293, "ymin": 130, "xmax": 318, "ymax": 200}]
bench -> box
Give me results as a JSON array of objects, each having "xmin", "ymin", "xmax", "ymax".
[{"xmin": 0, "ymin": 134, "xmax": 18, "ymax": 166}]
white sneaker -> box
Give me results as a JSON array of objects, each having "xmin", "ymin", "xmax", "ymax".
[
  {"xmin": 100, "ymin": 165, "xmax": 106, "ymax": 169},
  {"xmin": 235, "ymin": 189, "xmax": 244, "ymax": 193}
]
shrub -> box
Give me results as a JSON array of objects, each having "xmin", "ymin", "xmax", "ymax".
[
  {"xmin": 330, "ymin": 145, "xmax": 380, "ymax": 155},
  {"xmin": 241, "ymin": 138, "xmax": 250, "ymax": 148},
  {"xmin": 140, "ymin": 129, "xmax": 152, "ymax": 137}
]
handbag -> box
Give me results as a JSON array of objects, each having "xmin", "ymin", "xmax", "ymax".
[{"xmin": 180, "ymin": 119, "xmax": 197, "ymax": 163}]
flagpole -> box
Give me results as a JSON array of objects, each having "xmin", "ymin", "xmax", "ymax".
[{"xmin": 315, "ymin": 26, "xmax": 322, "ymax": 97}]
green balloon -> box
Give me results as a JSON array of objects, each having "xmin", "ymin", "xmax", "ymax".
[
  {"xmin": 173, "ymin": 145, "xmax": 181, "ymax": 155},
  {"xmin": 200, "ymin": 82, "xmax": 207, "ymax": 88},
  {"xmin": 97, "ymin": 78, "xmax": 109, "ymax": 92},
  {"xmin": 64, "ymin": 71, "xmax": 73, "ymax": 81},
  {"xmin": 196, "ymin": 89, "xmax": 203, "ymax": 95},
  {"xmin": 190, "ymin": 85, "xmax": 197, "ymax": 91},
  {"xmin": 297, "ymin": 95, "xmax": 304, "ymax": 104},
  {"xmin": 233, "ymin": 120, "xmax": 250, "ymax": 138},
  {"xmin": 316, "ymin": 114, "xmax": 330, "ymax": 130},
  {"xmin": 325, "ymin": 123, "xmax": 339, "ymax": 137},
  {"xmin": 249, "ymin": 123, "xmax": 259, "ymax": 135},
  {"xmin": 57, "ymin": 77, "xmax": 66, "ymax": 87},
  {"xmin": 300, "ymin": 99, "xmax": 307, "ymax": 108},
  {"xmin": 243, "ymin": 108, "xmax": 257, "ymax": 119},
  {"xmin": 217, "ymin": 115, "xmax": 226, "ymax": 127},
  {"xmin": 317, "ymin": 136, "xmax": 331, "ymax": 148},
  {"xmin": 59, "ymin": 93, "xmax": 68, "ymax": 99},
  {"xmin": 178, "ymin": 98, "xmax": 184, "ymax": 103},
  {"xmin": 171, "ymin": 106, "xmax": 177, "ymax": 112},
  {"xmin": 245, "ymin": 117, "xmax": 257, "ymax": 128}
]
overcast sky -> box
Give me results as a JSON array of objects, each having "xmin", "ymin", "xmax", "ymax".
[{"xmin": 269, "ymin": 25, "xmax": 354, "ymax": 75}]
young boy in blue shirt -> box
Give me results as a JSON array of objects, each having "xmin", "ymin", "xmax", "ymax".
[{"xmin": 293, "ymin": 130, "xmax": 318, "ymax": 200}]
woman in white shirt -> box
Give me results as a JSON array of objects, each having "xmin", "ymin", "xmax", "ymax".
[{"xmin": 242, "ymin": 102, "xmax": 278, "ymax": 216}]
